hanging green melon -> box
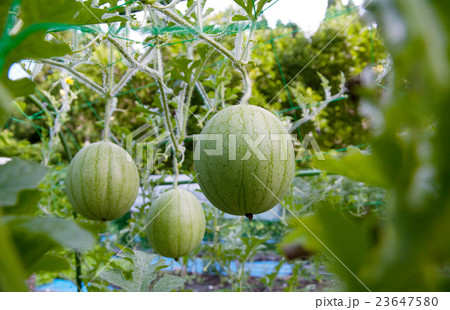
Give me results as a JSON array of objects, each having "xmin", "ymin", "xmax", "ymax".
[
  {"xmin": 146, "ymin": 189, "xmax": 206, "ymax": 259},
  {"xmin": 65, "ymin": 141, "xmax": 140, "ymax": 221},
  {"xmin": 194, "ymin": 104, "xmax": 295, "ymax": 219}
]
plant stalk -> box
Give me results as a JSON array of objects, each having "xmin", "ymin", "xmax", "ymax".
[
  {"xmin": 181, "ymin": 50, "xmax": 213, "ymax": 139},
  {"xmin": 59, "ymin": 127, "xmax": 83, "ymax": 293},
  {"xmin": 106, "ymin": 36, "xmax": 178, "ymax": 153},
  {"xmin": 103, "ymin": 42, "xmax": 115, "ymax": 142},
  {"xmin": 239, "ymin": 21, "xmax": 256, "ymax": 64},
  {"xmin": 72, "ymin": 211, "xmax": 83, "ymax": 292},
  {"xmin": 154, "ymin": 45, "xmax": 180, "ymax": 154},
  {"xmin": 58, "ymin": 131, "xmax": 72, "ymax": 161},
  {"xmin": 173, "ymin": 150, "xmax": 179, "ymax": 188},
  {"xmin": 148, "ymin": 2, "xmax": 253, "ymax": 105},
  {"xmin": 39, "ymin": 59, "xmax": 104, "ymax": 95}
]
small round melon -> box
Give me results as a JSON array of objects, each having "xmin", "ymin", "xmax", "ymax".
[
  {"xmin": 65, "ymin": 141, "xmax": 139, "ymax": 221},
  {"xmin": 146, "ymin": 189, "xmax": 206, "ymax": 259},
  {"xmin": 194, "ymin": 104, "xmax": 295, "ymax": 217}
]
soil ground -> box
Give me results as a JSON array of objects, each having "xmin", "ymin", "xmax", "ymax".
[{"xmin": 180, "ymin": 273, "xmax": 332, "ymax": 292}]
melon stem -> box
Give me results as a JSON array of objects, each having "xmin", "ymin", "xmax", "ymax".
[
  {"xmin": 173, "ymin": 151, "xmax": 179, "ymax": 188},
  {"xmin": 103, "ymin": 42, "xmax": 114, "ymax": 142}
]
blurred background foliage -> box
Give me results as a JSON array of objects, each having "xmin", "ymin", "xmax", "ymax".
[
  {"xmin": 0, "ymin": 0, "xmax": 449, "ymax": 292},
  {"xmin": 2, "ymin": 1, "xmax": 387, "ymax": 166}
]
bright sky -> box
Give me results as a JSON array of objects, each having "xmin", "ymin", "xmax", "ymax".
[{"xmin": 178, "ymin": 0, "xmax": 364, "ymax": 34}]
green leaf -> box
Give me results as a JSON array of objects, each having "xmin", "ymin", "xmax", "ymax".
[
  {"xmin": 1, "ymin": 77, "xmax": 35, "ymax": 99},
  {"xmin": 11, "ymin": 216, "xmax": 95, "ymax": 252},
  {"xmin": 255, "ymin": 0, "xmax": 273, "ymax": 17},
  {"xmin": 31, "ymin": 255, "xmax": 70, "ymax": 273},
  {"xmin": 167, "ymin": 57, "xmax": 198, "ymax": 86},
  {"xmin": 233, "ymin": 0, "xmax": 271, "ymax": 20},
  {"xmin": 311, "ymin": 147, "xmax": 390, "ymax": 188},
  {"xmin": 231, "ymin": 15, "xmax": 249, "ymax": 22},
  {"xmin": 317, "ymin": 72, "xmax": 330, "ymax": 92},
  {"xmin": 151, "ymin": 275, "xmax": 185, "ymax": 292},
  {"xmin": 0, "ymin": 209, "xmax": 28, "ymax": 291},
  {"xmin": 233, "ymin": 0, "xmax": 254, "ymax": 19},
  {"xmin": 0, "ymin": 0, "xmax": 14, "ymax": 35},
  {"xmin": 241, "ymin": 236, "xmax": 268, "ymax": 259},
  {"xmin": 131, "ymin": 106, "xmax": 160, "ymax": 116},
  {"xmin": 3, "ymin": 189, "xmax": 41, "ymax": 215},
  {"xmin": 123, "ymin": 250, "xmax": 162, "ymax": 292},
  {"xmin": 2, "ymin": 31, "xmax": 71, "ymax": 98},
  {"xmin": 101, "ymin": 249, "xmax": 167, "ymax": 292},
  {"xmin": 20, "ymin": 0, "xmax": 127, "ymax": 27},
  {"xmin": 100, "ymin": 268, "xmax": 134, "ymax": 291},
  {"xmin": 0, "ymin": 82, "xmax": 13, "ymax": 127},
  {"xmin": 11, "ymin": 30, "xmax": 72, "ymax": 60},
  {"xmin": 77, "ymin": 220, "xmax": 108, "ymax": 235},
  {"xmin": 1, "ymin": 216, "xmax": 94, "ymax": 276},
  {"xmin": 281, "ymin": 203, "xmax": 373, "ymax": 291},
  {"xmin": 71, "ymin": 2, "xmax": 130, "ymax": 25},
  {"xmin": 0, "ymin": 158, "xmax": 47, "ymax": 206},
  {"xmin": 197, "ymin": 44, "xmax": 212, "ymax": 60}
]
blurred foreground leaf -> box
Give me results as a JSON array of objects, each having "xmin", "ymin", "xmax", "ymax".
[
  {"xmin": 311, "ymin": 147, "xmax": 389, "ymax": 188},
  {"xmin": 1, "ymin": 216, "xmax": 94, "ymax": 275},
  {"xmin": 282, "ymin": 203, "xmax": 376, "ymax": 291},
  {"xmin": 0, "ymin": 158, "xmax": 47, "ymax": 206}
]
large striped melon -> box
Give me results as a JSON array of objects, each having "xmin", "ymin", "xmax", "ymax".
[
  {"xmin": 65, "ymin": 141, "xmax": 139, "ymax": 221},
  {"xmin": 194, "ymin": 104, "xmax": 295, "ymax": 218},
  {"xmin": 146, "ymin": 189, "xmax": 205, "ymax": 259}
]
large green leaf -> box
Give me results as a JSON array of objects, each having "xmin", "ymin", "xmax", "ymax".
[
  {"xmin": 281, "ymin": 203, "xmax": 374, "ymax": 291},
  {"xmin": 311, "ymin": 147, "xmax": 390, "ymax": 188},
  {"xmin": 20, "ymin": 0, "xmax": 128, "ymax": 26},
  {"xmin": 3, "ymin": 189, "xmax": 41, "ymax": 215},
  {"xmin": 123, "ymin": 250, "xmax": 163, "ymax": 292},
  {"xmin": 2, "ymin": 31, "xmax": 71, "ymax": 98},
  {"xmin": 0, "ymin": 0, "xmax": 14, "ymax": 35},
  {"xmin": 31, "ymin": 254, "xmax": 71, "ymax": 273},
  {"xmin": 0, "ymin": 209, "xmax": 27, "ymax": 292},
  {"xmin": 0, "ymin": 158, "xmax": 47, "ymax": 206},
  {"xmin": 9, "ymin": 216, "xmax": 95, "ymax": 251},
  {"xmin": 2, "ymin": 216, "xmax": 94, "ymax": 275},
  {"xmin": 100, "ymin": 268, "xmax": 134, "ymax": 291},
  {"xmin": 100, "ymin": 249, "xmax": 178, "ymax": 292},
  {"xmin": 1, "ymin": 0, "xmax": 126, "ymax": 98},
  {"xmin": 0, "ymin": 76, "xmax": 35, "ymax": 99},
  {"xmin": 151, "ymin": 275, "xmax": 185, "ymax": 292}
]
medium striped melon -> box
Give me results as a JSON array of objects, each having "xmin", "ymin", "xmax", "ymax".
[
  {"xmin": 146, "ymin": 189, "xmax": 206, "ymax": 259},
  {"xmin": 65, "ymin": 141, "xmax": 139, "ymax": 221},
  {"xmin": 194, "ymin": 104, "xmax": 295, "ymax": 218}
]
